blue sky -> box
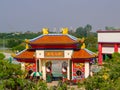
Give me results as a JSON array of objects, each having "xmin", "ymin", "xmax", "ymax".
[{"xmin": 0, "ymin": 0, "xmax": 120, "ymax": 32}]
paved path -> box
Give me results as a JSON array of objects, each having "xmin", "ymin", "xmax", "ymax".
[{"xmin": 47, "ymin": 81, "xmax": 85, "ymax": 90}]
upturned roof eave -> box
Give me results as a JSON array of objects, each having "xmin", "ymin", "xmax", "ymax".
[
  {"xmin": 72, "ymin": 56, "xmax": 95, "ymax": 59},
  {"xmin": 29, "ymin": 41, "xmax": 79, "ymax": 45},
  {"xmin": 14, "ymin": 57, "xmax": 34, "ymax": 59}
]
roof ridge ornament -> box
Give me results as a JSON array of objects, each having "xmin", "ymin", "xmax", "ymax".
[
  {"xmin": 77, "ymin": 37, "xmax": 85, "ymax": 49},
  {"xmin": 42, "ymin": 28, "xmax": 49, "ymax": 34},
  {"xmin": 81, "ymin": 37, "xmax": 85, "ymax": 49},
  {"xmin": 81, "ymin": 43, "xmax": 86, "ymax": 49},
  {"xmin": 25, "ymin": 39, "xmax": 30, "ymax": 49},
  {"xmin": 62, "ymin": 27, "xmax": 68, "ymax": 34}
]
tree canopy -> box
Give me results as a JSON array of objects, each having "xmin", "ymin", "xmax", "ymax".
[
  {"xmin": 75, "ymin": 24, "xmax": 92, "ymax": 38},
  {"xmin": 84, "ymin": 52, "xmax": 120, "ymax": 90},
  {"xmin": 0, "ymin": 54, "xmax": 48, "ymax": 90}
]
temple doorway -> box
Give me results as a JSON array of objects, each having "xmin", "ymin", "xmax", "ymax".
[
  {"xmin": 46, "ymin": 60, "xmax": 68, "ymax": 81},
  {"xmin": 52, "ymin": 60, "xmax": 62, "ymax": 80}
]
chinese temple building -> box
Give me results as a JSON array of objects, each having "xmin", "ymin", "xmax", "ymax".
[
  {"xmin": 97, "ymin": 30, "xmax": 120, "ymax": 65},
  {"xmin": 13, "ymin": 28, "xmax": 96, "ymax": 81}
]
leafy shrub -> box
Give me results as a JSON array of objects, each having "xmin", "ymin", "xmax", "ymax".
[
  {"xmin": 84, "ymin": 52, "xmax": 120, "ymax": 90},
  {"xmin": 57, "ymin": 80, "xmax": 67, "ymax": 90},
  {"xmin": 0, "ymin": 53, "xmax": 5, "ymax": 60}
]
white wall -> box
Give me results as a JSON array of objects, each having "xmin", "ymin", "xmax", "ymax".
[
  {"xmin": 118, "ymin": 48, "xmax": 120, "ymax": 53},
  {"xmin": 64, "ymin": 50, "xmax": 73, "ymax": 58},
  {"xmin": 102, "ymin": 47, "xmax": 114, "ymax": 54},
  {"xmin": 42, "ymin": 60, "xmax": 46, "ymax": 80},
  {"xmin": 98, "ymin": 33, "xmax": 120, "ymax": 42},
  {"xmin": 85, "ymin": 62, "xmax": 89, "ymax": 78},
  {"xmin": 36, "ymin": 50, "xmax": 44, "ymax": 58},
  {"xmin": 67, "ymin": 59, "xmax": 70, "ymax": 80}
]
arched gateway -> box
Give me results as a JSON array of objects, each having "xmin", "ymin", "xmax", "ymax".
[{"xmin": 13, "ymin": 28, "xmax": 96, "ymax": 82}]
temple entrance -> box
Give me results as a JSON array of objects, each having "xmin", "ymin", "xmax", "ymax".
[
  {"xmin": 52, "ymin": 60, "xmax": 68, "ymax": 81},
  {"xmin": 52, "ymin": 60, "xmax": 63, "ymax": 80},
  {"xmin": 46, "ymin": 60, "xmax": 68, "ymax": 81}
]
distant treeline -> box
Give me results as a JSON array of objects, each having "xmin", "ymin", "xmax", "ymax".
[{"xmin": 0, "ymin": 24, "xmax": 98, "ymax": 52}]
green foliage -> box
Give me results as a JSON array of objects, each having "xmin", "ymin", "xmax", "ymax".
[
  {"xmin": 0, "ymin": 53, "xmax": 5, "ymax": 60},
  {"xmin": 56, "ymin": 80, "xmax": 67, "ymax": 90},
  {"xmin": 0, "ymin": 58, "xmax": 50, "ymax": 90},
  {"xmin": 0, "ymin": 32, "xmax": 41, "ymax": 40},
  {"xmin": 0, "ymin": 32, "xmax": 41, "ymax": 48},
  {"xmin": 74, "ymin": 24, "xmax": 97, "ymax": 52},
  {"xmin": 0, "ymin": 60, "xmax": 21, "ymax": 79},
  {"xmin": 105, "ymin": 26, "xmax": 120, "ymax": 30},
  {"xmin": 0, "ymin": 59, "xmax": 34, "ymax": 90},
  {"xmin": 75, "ymin": 24, "xmax": 92, "ymax": 38},
  {"xmin": 77, "ymin": 81, "xmax": 84, "ymax": 88},
  {"xmin": 35, "ymin": 80, "xmax": 48, "ymax": 90},
  {"xmin": 0, "ymin": 59, "xmax": 21, "ymax": 89},
  {"xmin": 76, "ymin": 27, "xmax": 85, "ymax": 38},
  {"xmin": 3, "ymin": 78, "xmax": 16, "ymax": 89},
  {"xmin": 0, "ymin": 39, "xmax": 3, "ymax": 47},
  {"xmin": 84, "ymin": 52, "xmax": 120, "ymax": 90},
  {"xmin": 85, "ymin": 34, "xmax": 97, "ymax": 52},
  {"xmin": 12, "ymin": 44, "xmax": 25, "ymax": 52},
  {"xmin": 7, "ymin": 39, "xmax": 23, "ymax": 48}
]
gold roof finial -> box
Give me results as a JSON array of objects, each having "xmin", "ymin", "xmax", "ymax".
[
  {"xmin": 81, "ymin": 43, "xmax": 86, "ymax": 49},
  {"xmin": 42, "ymin": 28, "xmax": 49, "ymax": 34},
  {"xmin": 25, "ymin": 43, "xmax": 29, "ymax": 49},
  {"xmin": 62, "ymin": 27, "xmax": 68, "ymax": 34},
  {"xmin": 25, "ymin": 39, "xmax": 29, "ymax": 49},
  {"xmin": 81, "ymin": 37, "xmax": 85, "ymax": 49},
  {"xmin": 25, "ymin": 39, "xmax": 29, "ymax": 43}
]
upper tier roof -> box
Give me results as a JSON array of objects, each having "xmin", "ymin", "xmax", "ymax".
[{"xmin": 29, "ymin": 34, "xmax": 79, "ymax": 45}]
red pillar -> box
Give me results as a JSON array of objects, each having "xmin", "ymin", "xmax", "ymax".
[
  {"xmin": 114, "ymin": 43, "xmax": 118, "ymax": 52},
  {"xmin": 98, "ymin": 43, "xmax": 102, "ymax": 65}
]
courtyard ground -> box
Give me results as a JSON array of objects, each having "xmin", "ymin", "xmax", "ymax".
[{"xmin": 47, "ymin": 81, "xmax": 85, "ymax": 90}]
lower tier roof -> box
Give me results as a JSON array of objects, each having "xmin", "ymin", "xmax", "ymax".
[{"xmin": 14, "ymin": 48, "xmax": 96, "ymax": 63}]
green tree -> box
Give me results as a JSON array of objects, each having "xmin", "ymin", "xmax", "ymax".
[
  {"xmin": 105, "ymin": 26, "xmax": 120, "ymax": 30},
  {"xmin": 12, "ymin": 43, "xmax": 25, "ymax": 52},
  {"xmin": 84, "ymin": 24, "xmax": 92, "ymax": 37},
  {"xmin": 7, "ymin": 39, "xmax": 23, "ymax": 48},
  {"xmin": 0, "ymin": 58, "xmax": 49, "ymax": 90},
  {"xmin": 85, "ymin": 34, "xmax": 97, "ymax": 52},
  {"xmin": 75, "ymin": 24, "xmax": 92, "ymax": 38},
  {"xmin": 0, "ymin": 32, "xmax": 42, "ymax": 49},
  {"xmin": 0, "ymin": 59, "xmax": 33, "ymax": 90},
  {"xmin": 75, "ymin": 27, "xmax": 85, "ymax": 38},
  {"xmin": 84, "ymin": 52, "xmax": 120, "ymax": 90}
]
